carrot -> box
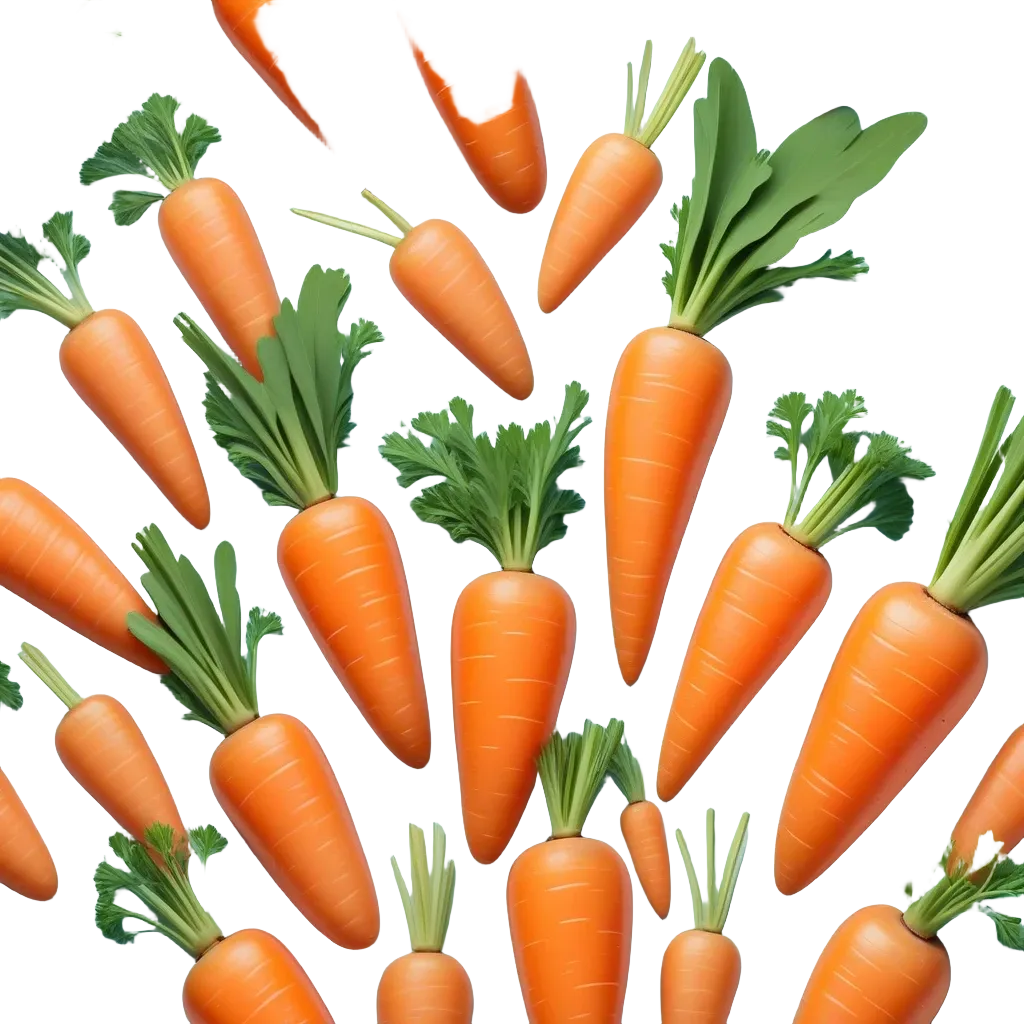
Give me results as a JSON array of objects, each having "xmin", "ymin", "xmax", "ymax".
[
  {"xmin": 126, "ymin": 526, "xmax": 379, "ymax": 949},
  {"xmin": 292, "ymin": 190, "xmax": 533, "ymax": 399},
  {"xmin": 776, "ymin": 386, "xmax": 1024, "ymax": 894},
  {"xmin": 175, "ymin": 264, "xmax": 430, "ymax": 768},
  {"xmin": 80, "ymin": 94, "xmax": 279, "ymax": 379},
  {"xmin": 662, "ymin": 810, "xmax": 749, "ymax": 1023},
  {"xmin": 658, "ymin": 390, "xmax": 933, "ymax": 801},
  {"xmin": 796, "ymin": 844, "xmax": 1024, "ymax": 1024},
  {"xmin": 605, "ymin": 58, "xmax": 926, "ymax": 683},
  {"xmin": 378, "ymin": 823, "xmax": 473, "ymax": 1024},
  {"xmin": 609, "ymin": 738, "xmax": 671, "ymax": 918},
  {"xmin": 537, "ymin": 38, "xmax": 705, "ymax": 312},
  {"xmin": 0, "ymin": 477, "xmax": 162, "ymax": 672},
  {"xmin": 507, "ymin": 720, "xmax": 631, "ymax": 1024},
  {"xmin": 381, "ymin": 385, "xmax": 590, "ymax": 863},
  {"xmin": 95, "ymin": 824, "xmax": 336, "ymax": 1024},
  {"xmin": 0, "ymin": 213, "xmax": 209, "ymax": 527}
]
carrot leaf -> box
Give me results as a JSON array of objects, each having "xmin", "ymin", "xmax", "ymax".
[
  {"xmin": 188, "ymin": 824, "xmax": 228, "ymax": 867},
  {"xmin": 380, "ymin": 382, "xmax": 590, "ymax": 571},
  {"xmin": 623, "ymin": 37, "xmax": 707, "ymax": 149},
  {"xmin": 674, "ymin": 809, "xmax": 749, "ymax": 934},
  {"xmin": 94, "ymin": 823, "xmax": 223, "ymax": 958},
  {"xmin": 80, "ymin": 94, "xmax": 221, "ymax": 215},
  {"xmin": 391, "ymin": 823, "xmax": 457, "ymax": 953},
  {"xmin": 665, "ymin": 58, "xmax": 925, "ymax": 336},
  {"xmin": 608, "ymin": 738, "xmax": 645, "ymax": 804},
  {"xmin": 0, "ymin": 661, "xmax": 23, "ymax": 712},
  {"xmin": 18, "ymin": 644, "xmax": 81, "ymax": 710},
  {"xmin": 0, "ymin": 213, "xmax": 94, "ymax": 329},
  {"xmin": 177, "ymin": 265, "xmax": 379, "ymax": 511}
]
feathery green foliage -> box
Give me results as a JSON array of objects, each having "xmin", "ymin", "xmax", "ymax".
[
  {"xmin": 391, "ymin": 823, "xmax": 457, "ymax": 953},
  {"xmin": 0, "ymin": 661, "xmax": 23, "ymax": 711},
  {"xmin": 608, "ymin": 738, "xmax": 645, "ymax": 804},
  {"xmin": 675, "ymin": 809, "xmax": 749, "ymax": 934}
]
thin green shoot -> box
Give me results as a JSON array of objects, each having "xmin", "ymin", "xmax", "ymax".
[
  {"xmin": 391, "ymin": 823, "xmax": 457, "ymax": 953},
  {"xmin": 18, "ymin": 644, "xmax": 82, "ymax": 710},
  {"xmin": 292, "ymin": 189, "xmax": 414, "ymax": 249},
  {"xmin": 622, "ymin": 38, "xmax": 707, "ymax": 148},
  {"xmin": 675, "ymin": 809, "xmax": 749, "ymax": 934}
]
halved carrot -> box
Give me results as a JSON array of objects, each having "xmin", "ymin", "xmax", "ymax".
[{"xmin": 294, "ymin": 191, "xmax": 533, "ymax": 399}]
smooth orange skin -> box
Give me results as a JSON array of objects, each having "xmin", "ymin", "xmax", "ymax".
[
  {"xmin": 0, "ymin": 478, "xmax": 164, "ymax": 673},
  {"xmin": 794, "ymin": 905, "xmax": 949, "ymax": 1024},
  {"xmin": 390, "ymin": 220, "xmax": 533, "ymax": 400},
  {"xmin": 0, "ymin": 765, "xmax": 57, "ymax": 901},
  {"xmin": 538, "ymin": 133, "xmax": 662, "ymax": 313},
  {"xmin": 159, "ymin": 177, "xmax": 280, "ymax": 380},
  {"xmin": 452, "ymin": 571, "xmax": 574, "ymax": 864},
  {"xmin": 658, "ymin": 524, "xmax": 832, "ymax": 801},
  {"xmin": 183, "ymin": 929, "xmax": 335, "ymax": 1024},
  {"xmin": 605, "ymin": 328, "xmax": 732, "ymax": 684},
  {"xmin": 377, "ymin": 952, "xmax": 474, "ymax": 1023},
  {"xmin": 61, "ymin": 309, "xmax": 210, "ymax": 529},
  {"xmin": 210, "ymin": 713, "xmax": 379, "ymax": 949},
  {"xmin": 621, "ymin": 800, "xmax": 671, "ymax": 918},
  {"xmin": 776, "ymin": 583, "xmax": 988, "ymax": 895},
  {"xmin": 278, "ymin": 496, "xmax": 429, "ymax": 768},
  {"xmin": 661, "ymin": 929, "xmax": 740, "ymax": 1024}
]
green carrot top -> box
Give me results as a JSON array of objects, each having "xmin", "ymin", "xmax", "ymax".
[
  {"xmin": 608, "ymin": 738, "xmax": 646, "ymax": 805},
  {"xmin": 676, "ymin": 809, "xmax": 749, "ymax": 934},
  {"xmin": 125, "ymin": 525, "xmax": 281, "ymax": 736},
  {"xmin": 904, "ymin": 844, "xmax": 1024, "ymax": 947},
  {"xmin": 768, "ymin": 389, "xmax": 933, "ymax": 549},
  {"xmin": 94, "ymin": 823, "xmax": 226, "ymax": 958},
  {"xmin": 0, "ymin": 660, "xmax": 23, "ymax": 712},
  {"xmin": 660, "ymin": 58, "xmax": 926, "ymax": 337},
  {"xmin": 18, "ymin": 645, "xmax": 82, "ymax": 710},
  {"xmin": 391, "ymin": 823, "xmax": 457, "ymax": 954},
  {"xmin": 379, "ymin": 382, "xmax": 591, "ymax": 572},
  {"xmin": 622, "ymin": 37, "xmax": 706, "ymax": 149},
  {"xmin": 175, "ymin": 264, "xmax": 380, "ymax": 511},
  {"xmin": 80, "ymin": 94, "xmax": 220, "ymax": 225},
  {"xmin": 538, "ymin": 719, "xmax": 624, "ymax": 839}
]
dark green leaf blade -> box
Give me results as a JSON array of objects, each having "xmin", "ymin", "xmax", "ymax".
[
  {"xmin": 0, "ymin": 662, "xmax": 23, "ymax": 711},
  {"xmin": 188, "ymin": 825, "xmax": 228, "ymax": 866},
  {"xmin": 110, "ymin": 190, "xmax": 165, "ymax": 226}
]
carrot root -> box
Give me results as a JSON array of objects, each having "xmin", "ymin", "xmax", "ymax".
[{"xmin": 0, "ymin": 766, "xmax": 57, "ymax": 901}]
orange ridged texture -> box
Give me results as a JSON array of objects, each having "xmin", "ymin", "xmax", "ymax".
[
  {"xmin": 377, "ymin": 952, "xmax": 474, "ymax": 1024},
  {"xmin": 661, "ymin": 929, "xmax": 740, "ymax": 1023},
  {"xmin": 0, "ymin": 766, "xmax": 57, "ymax": 901},
  {"xmin": 620, "ymin": 800, "xmax": 671, "ymax": 918}
]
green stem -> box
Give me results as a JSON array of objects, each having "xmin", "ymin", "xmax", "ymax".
[
  {"xmin": 361, "ymin": 190, "xmax": 413, "ymax": 234},
  {"xmin": 291, "ymin": 208, "xmax": 403, "ymax": 248},
  {"xmin": 674, "ymin": 809, "xmax": 749, "ymax": 934},
  {"xmin": 676, "ymin": 828, "xmax": 705, "ymax": 929},
  {"xmin": 391, "ymin": 823, "xmax": 456, "ymax": 953},
  {"xmin": 623, "ymin": 62, "xmax": 635, "ymax": 135},
  {"xmin": 630, "ymin": 41, "xmax": 653, "ymax": 139},
  {"xmin": 19, "ymin": 644, "xmax": 82, "ymax": 709},
  {"xmin": 635, "ymin": 38, "xmax": 706, "ymax": 149}
]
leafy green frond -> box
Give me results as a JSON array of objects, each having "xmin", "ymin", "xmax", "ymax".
[
  {"xmin": 110, "ymin": 191, "xmax": 165, "ymax": 227},
  {"xmin": 188, "ymin": 825, "xmax": 228, "ymax": 866},
  {"xmin": 381, "ymin": 383, "xmax": 591, "ymax": 571},
  {"xmin": 675, "ymin": 809, "xmax": 749, "ymax": 933},
  {"xmin": 608, "ymin": 739, "xmax": 645, "ymax": 804},
  {"xmin": 0, "ymin": 661, "xmax": 23, "ymax": 711},
  {"xmin": 623, "ymin": 37, "xmax": 707, "ymax": 148},
  {"xmin": 660, "ymin": 199, "xmax": 690, "ymax": 300},
  {"xmin": 391, "ymin": 823, "xmax": 457, "ymax": 953}
]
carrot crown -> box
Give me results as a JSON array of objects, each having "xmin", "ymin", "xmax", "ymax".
[
  {"xmin": 768, "ymin": 390, "xmax": 933, "ymax": 549},
  {"xmin": 380, "ymin": 382, "xmax": 591, "ymax": 572},
  {"xmin": 661, "ymin": 58, "xmax": 926, "ymax": 337},
  {"xmin": 675, "ymin": 809, "xmax": 749, "ymax": 935},
  {"xmin": 538, "ymin": 719, "xmax": 623, "ymax": 839},
  {"xmin": 94, "ymin": 823, "xmax": 226, "ymax": 958},
  {"xmin": 176, "ymin": 264, "xmax": 380, "ymax": 510},
  {"xmin": 904, "ymin": 846, "xmax": 1024, "ymax": 945},
  {"xmin": 80, "ymin": 93, "xmax": 220, "ymax": 225},
  {"xmin": 0, "ymin": 212, "xmax": 94, "ymax": 329},
  {"xmin": 0, "ymin": 659, "xmax": 23, "ymax": 712},
  {"xmin": 608, "ymin": 738, "xmax": 645, "ymax": 805},
  {"xmin": 622, "ymin": 38, "xmax": 706, "ymax": 149},
  {"xmin": 18, "ymin": 645, "xmax": 82, "ymax": 710},
  {"xmin": 292, "ymin": 190, "xmax": 415, "ymax": 249},
  {"xmin": 126, "ymin": 525, "xmax": 281, "ymax": 735},
  {"xmin": 391, "ymin": 823, "xmax": 457, "ymax": 954},
  {"xmin": 929, "ymin": 387, "xmax": 1024, "ymax": 612}
]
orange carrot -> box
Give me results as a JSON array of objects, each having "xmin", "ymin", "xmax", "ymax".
[
  {"xmin": 662, "ymin": 810, "xmax": 749, "ymax": 1024},
  {"xmin": 382, "ymin": 385, "xmax": 589, "ymax": 863},
  {"xmin": 538, "ymin": 39, "xmax": 705, "ymax": 312},
  {"xmin": 81, "ymin": 94, "xmax": 279, "ymax": 379},
  {"xmin": 127, "ymin": 526, "xmax": 379, "ymax": 949},
  {"xmin": 294, "ymin": 191, "xmax": 533, "ymax": 399},
  {"xmin": 605, "ymin": 58, "xmax": 926, "ymax": 683},
  {"xmin": 176, "ymin": 264, "xmax": 430, "ymax": 768},
  {"xmin": 378, "ymin": 824, "xmax": 473, "ymax": 1024},
  {"xmin": 776, "ymin": 387, "xmax": 1024, "ymax": 894},
  {"xmin": 507, "ymin": 721, "xmax": 631, "ymax": 1024},
  {"xmin": 95, "ymin": 824, "xmax": 336, "ymax": 1024},
  {"xmin": 0, "ymin": 213, "xmax": 209, "ymax": 527},
  {"xmin": 609, "ymin": 739, "xmax": 670, "ymax": 918},
  {"xmin": 0, "ymin": 478, "xmax": 162, "ymax": 672},
  {"xmin": 658, "ymin": 391, "xmax": 932, "ymax": 801}
]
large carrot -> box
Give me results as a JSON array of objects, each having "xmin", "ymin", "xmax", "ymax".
[
  {"xmin": 0, "ymin": 213, "xmax": 209, "ymax": 527},
  {"xmin": 293, "ymin": 191, "xmax": 533, "ymax": 399},
  {"xmin": 605, "ymin": 57, "xmax": 926, "ymax": 684},
  {"xmin": 95, "ymin": 823, "xmax": 336, "ymax": 1023},
  {"xmin": 0, "ymin": 477, "xmax": 162, "ymax": 673},
  {"xmin": 378, "ymin": 823, "xmax": 473, "ymax": 1024},
  {"xmin": 125, "ymin": 525, "xmax": 379, "ymax": 949},
  {"xmin": 658, "ymin": 390, "xmax": 933, "ymax": 801},
  {"xmin": 507, "ymin": 719, "xmax": 631, "ymax": 1024},
  {"xmin": 175, "ymin": 264, "xmax": 430, "ymax": 768},
  {"xmin": 776, "ymin": 386, "xmax": 1024, "ymax": 894},
  {"xmin": 381, "ymin": 385, "xmax": 590, "ymax": 863},
  {"xmin": 80, "ymin": 93, "xmax": 279, "ymax": 379},
  {"xmin": 609, "ymin": 738, "xmax": 671, "ymax": 918},
  {"xmin": 795, "ymin": 848, "xmax": 1024, "ymax": 1022},
  {"xmin": 662, "ymin": 810, "xmax": 749, "ymax": 1024},
  {"xmin": 537, "ymin": 38, "xmax": 706, "ymax": 312}
]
